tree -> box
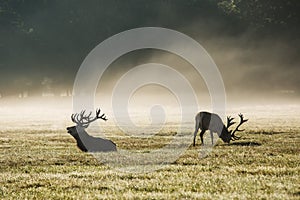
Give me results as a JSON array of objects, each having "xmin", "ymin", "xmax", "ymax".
[{"xmin": 216, "ymin": 0, "xmax": 300, "ymax": 32}]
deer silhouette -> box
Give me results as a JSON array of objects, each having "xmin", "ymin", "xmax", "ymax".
[
  {"xmin": 66, "ymin": 109, "xmax": 117, "ymax": 152},
  {"xmin": 193, "ymin": 112, "xmax": 248, "ymax": 146}
]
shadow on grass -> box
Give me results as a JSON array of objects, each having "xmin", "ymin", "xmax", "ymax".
[
  {"xmin": 229, "ymin": 141, "xmax": 261, "ymax": 146},
  {"xmin": 248, "ymin": 130, "xmax": 284, "ymax": 135},
  {"xmin": 292, "ymin": 191, "xmax": 300, "ymax": 197}
]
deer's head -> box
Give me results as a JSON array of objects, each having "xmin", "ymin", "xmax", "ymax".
[
  {"xmin": 66, "ymin": 109, "xmax": 107, "ymax": 137},
  {"xmin": 220, "ymin": 114, "xmax": 248, "ymax": 143}
]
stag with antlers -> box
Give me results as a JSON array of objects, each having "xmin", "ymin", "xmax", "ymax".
[
  {"xmin": 66, "ymin": 109, "xmax": 117, "ymax": 152},
  {"xmin": 193, "ymin": 112, "xmax": 248, "ymax": 146}
]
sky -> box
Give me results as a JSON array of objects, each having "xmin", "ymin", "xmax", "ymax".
[{"xmin": 0, "ymin": 0, "xmax": 299, "ymax": 104}]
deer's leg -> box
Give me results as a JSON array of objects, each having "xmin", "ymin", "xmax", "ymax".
[
  {"xmin": 193, "ymin": 121, "xmax": 200, "ymax": 146},
  {"xmin": 200, "ymin": 129, "xmax": 206, "ymax": 145},
  {"xmin": 210, "ymin": 130, "xmax": 214, "ymax": 145},
  {"xmin": 193, "ymin": 129, "xmax": 199, "ymax": 146}
]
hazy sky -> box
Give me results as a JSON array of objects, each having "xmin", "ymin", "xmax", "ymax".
[{"xmin": 0, "ymin": 0, "xmax": 299, "ymax": 103}]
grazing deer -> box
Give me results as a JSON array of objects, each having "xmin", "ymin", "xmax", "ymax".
[
  {"xmin": 193, "ymin": 111, "xmax": 248, "ymax": 146},
  {"xmin": 66, "ymin": 109, "xmax": 117, "ymax": 152}
]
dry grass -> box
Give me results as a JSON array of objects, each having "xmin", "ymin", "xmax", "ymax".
[{"xmin": 0, "ymin": 127, "xmax": 299, "ymax": 199}]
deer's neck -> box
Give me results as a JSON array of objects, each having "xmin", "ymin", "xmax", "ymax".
[{"xmin": 74, "ymin": 128, "xmax": 92, "ymax": 152}]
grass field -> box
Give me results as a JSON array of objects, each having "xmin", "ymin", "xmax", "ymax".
[
  {"xmin": 0, "ymin": 102, "xmax": 299, "ymax": 199},
  {"xmin": 0, "ymin": 126, "xmax": 299, "ymax": 199}
]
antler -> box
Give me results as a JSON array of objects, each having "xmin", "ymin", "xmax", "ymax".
[
  {"xmin": 231, "ymin": 113, "xmax": 248, "ymax": 140},
  {"xmin": 226, "ymin": 116, "xmax": 235, "ymax": 128},
  {"xmin": 71, "ymin": 108, "xmax": 107, "ymax": 128}
]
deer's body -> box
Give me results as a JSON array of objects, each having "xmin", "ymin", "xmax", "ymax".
[
  {"xmin": 67, "ymin": 109, "xmax": 117, "ymax": 152},
  {"xmin": 67, "ymin": 126, "xmax": 117, "ymax": 152},
  {"xmin": 193, "ymin": 111, "xmax": 248, "ymax": 146}
]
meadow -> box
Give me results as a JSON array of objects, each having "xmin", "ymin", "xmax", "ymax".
[{"xmin": 0, "ymin": 102, "xmax": 299, "ymax": 199}]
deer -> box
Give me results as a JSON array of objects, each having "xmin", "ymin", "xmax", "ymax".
[
  {"xmin": 193, "ymin": 111, "xmax": 248, "ymax": 146},
  {"xmin": 66, "ymin": 109, "xmax": 117, "ymax": 152}
]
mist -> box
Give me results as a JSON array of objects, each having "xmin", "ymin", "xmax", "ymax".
[{"xmin": 0, "ymin": 0, "xmax": 299, "ymax": 105}]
